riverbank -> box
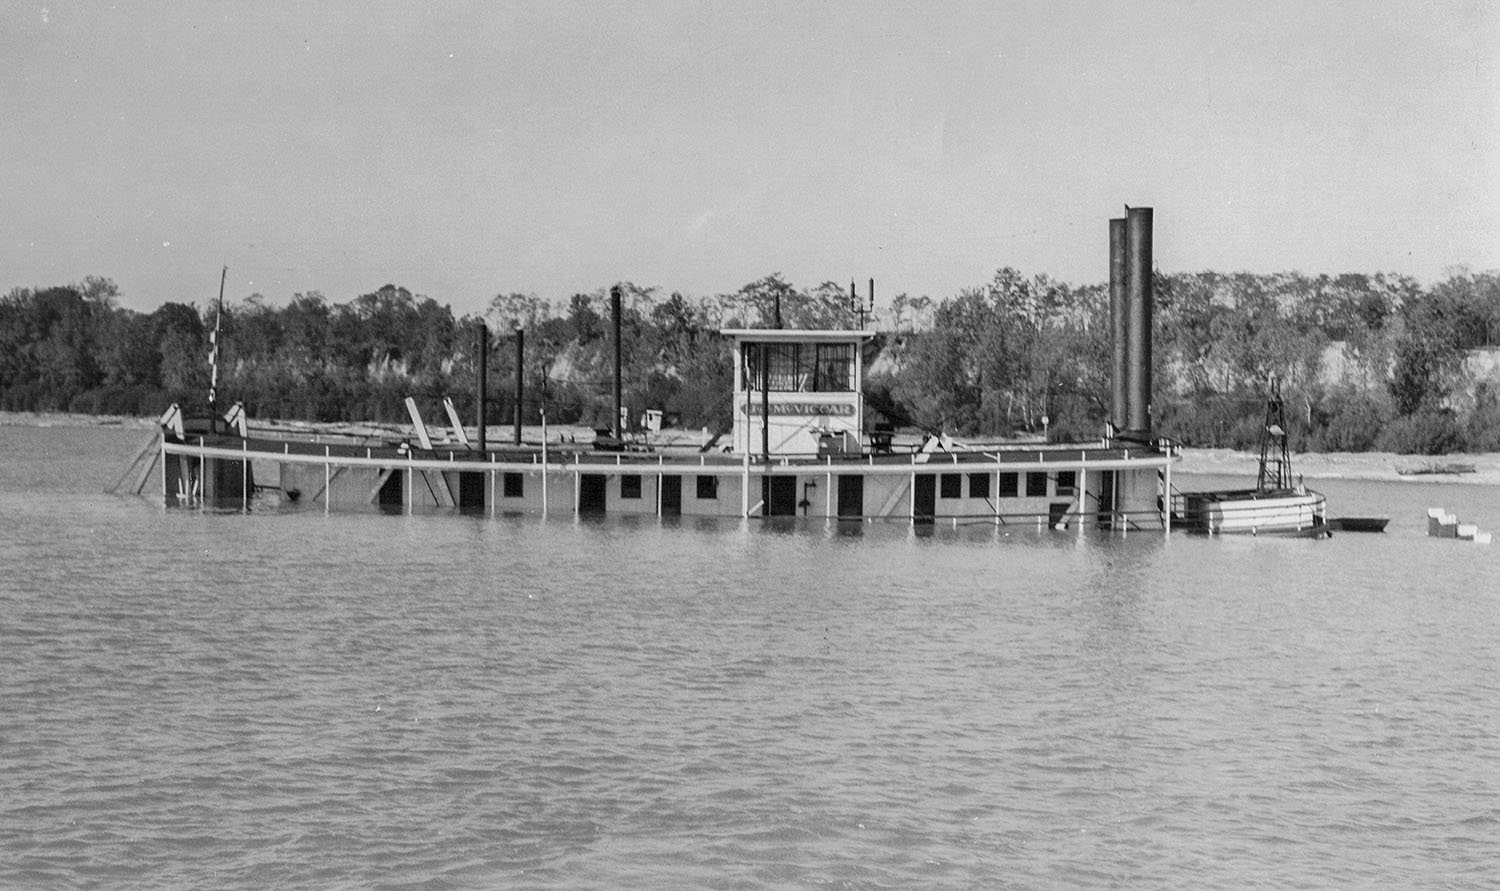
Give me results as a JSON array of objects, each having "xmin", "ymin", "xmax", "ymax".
[
  {"xmin": 0, "ymin": 411, "xmax": 157, "ymax": 429},
  {"xmin": 1177, "ymin": 447, "xmax": 1500, "ymax": 486}
]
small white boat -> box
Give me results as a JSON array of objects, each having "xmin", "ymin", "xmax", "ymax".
[
  {"xmin": 1178, "ymin": 378, "xmax": 1330, "ymax": 538},
  {"xmin": 1183, "ymin": 486, "xmax": 1328, "ymax": 536}
]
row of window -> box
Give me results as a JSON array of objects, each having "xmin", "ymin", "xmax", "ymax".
[
  {"xmin": 494, "ymin": 471, "xmax": 1073, "ymax": 501},
  {"xmin": 940, "ymin": 471, "xmax": 1077, "ymax": 500},
  {"xmin": 742, "ymin": 342, "xmax": 854, "ymax": 392},
  {"xmin": 496, "ymin": 473, "xmax": 721, "ymax": 500}
]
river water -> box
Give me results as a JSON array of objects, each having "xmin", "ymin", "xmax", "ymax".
[{"xmin": 2, "ymin": 424, "xmax": 1497, "ymax": 889}]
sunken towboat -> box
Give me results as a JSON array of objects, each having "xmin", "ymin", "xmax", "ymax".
[{"xmin": 134, "ymin": 208, "xmax": 1181, "ymax": 531}]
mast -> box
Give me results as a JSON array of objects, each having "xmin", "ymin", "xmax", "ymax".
[
  {"xmin": 1257, "ymin": 376, "xmax": 1293, "ymax": 490},
  {"xmin": 208, "ymin": 265, "xmax": 226, "ymax": 417}
]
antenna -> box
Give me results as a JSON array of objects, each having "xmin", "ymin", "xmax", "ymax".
[{"xmin": 849, "ymin": 277, "xmax": 875, "ymax": 328}]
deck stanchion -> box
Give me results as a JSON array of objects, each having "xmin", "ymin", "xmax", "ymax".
[
  {"xmin": 1078, "ymin": 467, "xmax": 1086, "ymax": 535},
  {"xmin": 994, "ymin": 464, "xmax": 1001, "ymax": 526},
  {"xmin": 908, "ymin": 470, "xmax": 916, "ymax": 526},
  {"xmin": 1163, "ymin": 458, "xmax": 1172, "ymax": 534}
]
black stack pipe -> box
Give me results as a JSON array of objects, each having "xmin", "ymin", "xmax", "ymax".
[
  {"xmin": 476, "ymin": 322, "xmax": 488, "ymax": 453},
  {"xmin": 1109, "ymin": 217, "xmax": 1128, "ymax": 435},
  {"xmin": 1123, "ymin": 205, "xmax": 1154, "ymax": 444},
  {"xmin": 513, "ymin": 327, "xmax": 524, "ymax": 446},
  {"xmin": 611, "ymin": 285, "xmax": 623, "ymax": 439}
]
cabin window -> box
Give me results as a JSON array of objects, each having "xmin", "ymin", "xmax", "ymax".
[
  {"xmin": 969, "ymin": 473, "xmax": 990, "ymax": 499},
  {"xmin": 998, "ymin": 473, "xmax": 1019, "ymax": 498},
  {"xmin": 621, "ymin": 474, "xmax": 643, "ymax": 499},
  {"xmin": 1025, "ymin": 472, "xmax": 1048, "ymax": 497},
  {"xmin": 1054, "ymin": 471, "xmax": 1077, "ymax": 496},
  {"xmin": 813, "ymin": 344, "xmax": 853, "ymax": 391},
  {"xmin": 940, "ymin": 473, "xmax": 962, "ymax": 499},
  {"xmin": 743, "ymin": 341, "xmax": 856, "ymax": 392},
  {"xmin": 696, "ymin": 475, "xmax": 718, "ymax": 500},
  {"xmin": 502, "ymin": 472, "xmax": 524, "ymax": 498},
  {"xmin": 742, "ymin": 343, "xmax": 804, "ymax": 391}
]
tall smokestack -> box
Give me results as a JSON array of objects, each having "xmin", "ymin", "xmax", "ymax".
[
  {"xmin": 1109, "ymin": 217, "xmax": 1128, "ymax": 436},
  {"xmin": 513, "ymin": 327, "xmax": 524, "ymax": 446},
  {"xmin": 611, "ymin": 284, "xmax": 623, "ymax": 438},
  {"xmin": 1124, "ymin": 206, "xmax": 1153, "ymax": 443},
  {"xmin": 476, "ymin": 322, "xmax": 488, "ymax": 453}
]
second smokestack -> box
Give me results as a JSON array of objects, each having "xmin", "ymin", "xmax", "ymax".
[{"xmin": 1124, "ymin": 205, "xmax": 1153, "ymax": 443}]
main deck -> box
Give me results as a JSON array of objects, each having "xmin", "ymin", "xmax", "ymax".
[{"xmin": 154, "ymin": 425, "xmax": 1177, "ymax": 531}]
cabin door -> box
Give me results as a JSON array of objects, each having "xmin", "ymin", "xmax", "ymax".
[
  {"xmin": 457, "ymin": 472, "xmax": 485, "ymax": 513},
  {"xmin": 762, "ymin": 476, "xmax": 797, "ymax": 516},
  {"xmin": 913, "ymin": 474, "xmax": 936, "ymax": 523},
  {"xmin": 579, "ymin": 473, "xmax": 608, "ymax": 514},
  {"xmin": 660, "ymin": 475, "xmax": 682, "ymax": 516},
  {"xmin": 836, "ymin": 474, "xmax": 863, "ymax": 519},
  {"xmin": 1096, "ymin": 470, "xmax": 1115, "ymax": 528}
]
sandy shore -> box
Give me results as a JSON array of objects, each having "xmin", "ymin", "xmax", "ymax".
[
  {"xmin": 1177, "ymin": 447, "xmax": 1500, "ymax": 486},
  {"xmin": 0, "ymin": 410, "xmax": 157, "ymax": 429}
]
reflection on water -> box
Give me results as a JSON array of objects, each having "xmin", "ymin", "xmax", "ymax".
[{"xmin": 1, "ymin": 425, "xmax": 1497, "ymax": 889}]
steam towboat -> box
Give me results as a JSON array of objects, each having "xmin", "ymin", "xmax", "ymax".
[{"xmin": 121, "ymin": 208, "xmax": 1181, "ymax": 531}]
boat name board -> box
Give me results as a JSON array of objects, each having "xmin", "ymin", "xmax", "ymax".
[{"xmin": 740, "ymin": 402, "xmax": 856, "ymax": 417}]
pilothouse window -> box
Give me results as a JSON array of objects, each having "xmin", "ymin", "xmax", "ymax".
[{"xmin": 744, "ymin": 342, "xmax": 855, "ymax": 392}]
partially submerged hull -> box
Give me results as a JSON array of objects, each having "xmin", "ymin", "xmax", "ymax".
[{"xmin": 153, "ymin": 425, "xmax": 1178, "ymax": 530}]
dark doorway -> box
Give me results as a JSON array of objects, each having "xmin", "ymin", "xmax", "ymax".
[
  {"xmin": 457, "ymin": 472, "xmax": 486, "ymax": 513},
  {"xmin": 762, "ymin": 475, "xmax": 797, "ymax": 516},
  {"xmin": 579, "ymin": 473, "xmax": 607, "ymax": 514},
  {"xmin": 376, "ymin": 468, "xmax": 404, "ymax": 509},
  {"xmin": 837, "ymin": 474, "xmax": 863, "ymax": 519},
  {"xmin": 913, "ymin": 473, "xmax": 935, "ymax": 523},
  {"xmin": 660, "ymin": 474, "xmax": 682, "ymax": 516},
  {"xmin": 1096, "ymin": 470, "xmax": 1115, "ymax": 528}
]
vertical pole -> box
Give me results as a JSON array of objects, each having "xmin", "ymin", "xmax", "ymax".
[
  {"xmin": 476, "ymin": 322, "xmax": 488, "ymax": 453},
  {"xmin": 611, "ymin": 285, "xmax": 623, "ymax": 439},
  {"xmin": 1078, "ymin": 468, "xmax": 1087, "ymax": 535},
  {"xmin": 1164, "ymin": 461, "xmax": 1172, "ymax": 534},
  {"xmin": 994, "ymin": 466, "xmax": 1001, "ymax": 526},
  {"xmin": 1125, "ymin": 206, "xmax": 1153, "ymax": 442},
  {"xmin": 909, "ymin": 470, "xmax": 916, "ymax": 525},
  {"xmin": 514, "ymin": 327, "xmax": 524, "ymax": 446},
  {"xmin": 324, "ymin": 447, "xmax": 330, "ymax": 514},
  {"xmin": 1109, "ymin": 217, "xmax": 1128, "ymax": 436},
  {"xmin": 760, "ymin": 342, "xmax": 771, "ymax": 463},
  {"xmin": 241, "ymin": 440, "xmax": 248, "ymax": 512}
]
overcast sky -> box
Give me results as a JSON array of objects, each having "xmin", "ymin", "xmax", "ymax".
[{"xmin": 3, "ymin": 1, "xmax": 1496, "ymax": 315}]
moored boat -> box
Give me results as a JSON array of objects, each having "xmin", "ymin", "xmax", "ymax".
[{"xmin": 1176, "ymin": 378, "xmax": 1330, "ymax": 537}]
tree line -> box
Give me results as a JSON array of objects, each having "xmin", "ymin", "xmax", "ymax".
[{"xmin": 3, "ymin": 268, "xmax": 1498, "ymax": 454}]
